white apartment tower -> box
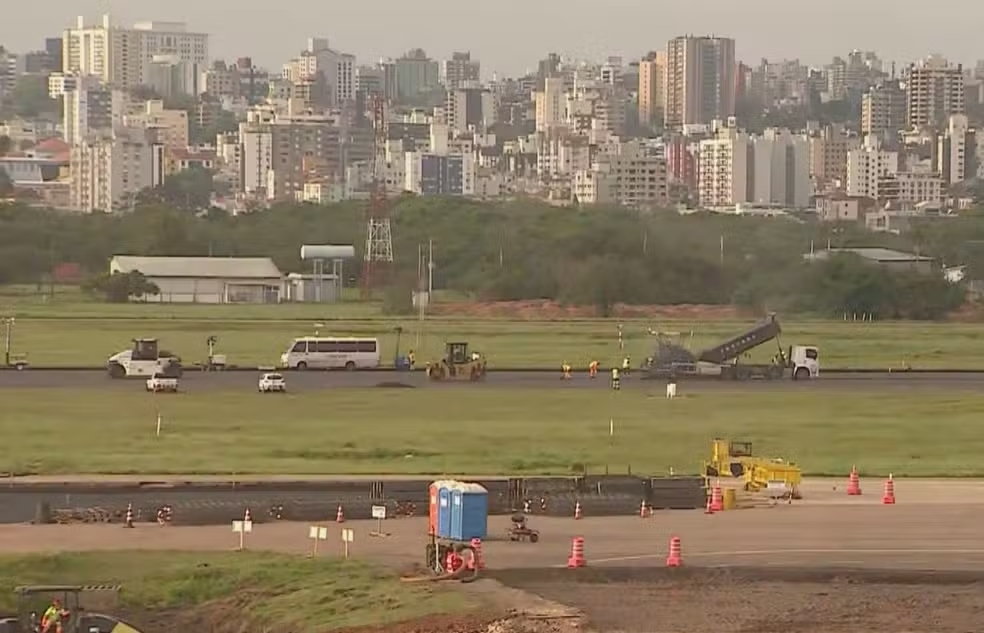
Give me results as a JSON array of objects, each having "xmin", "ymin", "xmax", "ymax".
[
  {"xmin": 445, "ymin": 86, "xmax": 495, "ymax": 135},
  {"xmin": 62, "ymin": 15, "xmax": 208, "ymax": 89},
  {"xmin": 70, "ymin": 127, "xmax": 164, "ymax": 213},
  {"xmin": 665, "ymin": 36, "xmax": 736, "ymax": 129},
  {"xmin": 62, "ymin": 76, "xmax": 124, "ymax": 145},
  {"xmin": 698, "ymin": 119, "xmax": 751, "ymax": 208},
  {"xmin": 905, "ymin": 55, "xmax": 964, "ymax": 129},
  {"xmin": 752, "ymin": 128, "xmax": 810, "ymax": 208},
  {"xmin": 937, "ymin": 114, "xmax": 976, "ymax": 185},
  {"xmin": 846, "ymin": 135, "xmax": 899, "ymax": 200}
]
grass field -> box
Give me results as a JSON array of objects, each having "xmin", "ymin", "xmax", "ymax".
[
  {"xmin": 5, "ymin": 312, "xmax": 983, "ymax": 369},
  {"xmin": 3, "ymin": 388, "xmax": 984, "ymax": 477},
  {"xmin": 0, "ymin": 551, "xmax": 466, "ymax": 631}
]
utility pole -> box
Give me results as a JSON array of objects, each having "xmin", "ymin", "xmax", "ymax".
[{"xmin": 3, "ymin": 316, "xmax": 13, "ymax": 367}]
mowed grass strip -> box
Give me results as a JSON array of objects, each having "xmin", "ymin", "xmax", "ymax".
[
  {"xmin": 2, "ymin": 389, "xmax": 983, "ymax": 477},
  {"xmin": 10, "ymin": 315, "xmax": 984, "ymax": 369},
  {"xmin": 0, "ymin": 551, "xmax": 468, "ymax": 632}
]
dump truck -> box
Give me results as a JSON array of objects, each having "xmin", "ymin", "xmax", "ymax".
[{"xmin": 643, "ymin": 314, "xmax": 819, "ymax": 381}]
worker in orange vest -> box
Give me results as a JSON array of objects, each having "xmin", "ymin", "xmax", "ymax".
[{"xmin": 588, "ymin": 360, "xmax": 599, "ymax": 378}]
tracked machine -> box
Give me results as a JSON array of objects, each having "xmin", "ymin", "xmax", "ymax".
[
  {"xmin": 644, "ymin": 314, "xmax": 819, "ymax": 381},
  {"xmin": 426, "ymin": 342, "xmax": 487, "ymax": 381}
]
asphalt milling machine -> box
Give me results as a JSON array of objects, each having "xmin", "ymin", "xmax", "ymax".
[{"xmin": 643, "ymin": 313, "xmax": 819, "ymax": 381}]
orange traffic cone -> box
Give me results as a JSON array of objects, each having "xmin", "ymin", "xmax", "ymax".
[
  {"xmin": 847, "ymin": 466, "xmax": 862, "ymax": 496},
  {"xmin": 881, "ymin": 474, "xmax": 896, "ymax": 505},
  {"xmin": 639, "ymin": 500, "xmax": 649, "ymax": 518},
  {"xmin": 124, "ymin": 503, "xmax": 134, "ymax": 528},
  {"xmin": 574, "ymin": 501, "xmax": 582, "ymax": 520},
  {"xmin": 335, "ymin": 505, "xmax": 345, "ymax": 523},
  {"xmin": 566, "ymin": 537, "xmax": 586, "ymax": 568},
  {"xmin": 666, "ymin": 536, "xmax": 682, "ymax": 567},
  {"xmin": 710, "ymin": 485, "xmax": 724, "ymax": 512}
]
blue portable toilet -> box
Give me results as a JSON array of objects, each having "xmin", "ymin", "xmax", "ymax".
[
  {"xmin": 437, "ymin": 484, "xmax": 453, "ymax": 539},
  {"xmin": 450, "ymin": 482, "xmax": 487, "ymax": 541}
]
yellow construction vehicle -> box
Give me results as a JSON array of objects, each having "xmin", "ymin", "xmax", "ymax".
[
  {"xmin": 702, "ymin": 438, "xmax": 802, "ymax": 498},
  {"xmin": 426, "ymin": 342, "xmax": 487, "ymax": 381}
]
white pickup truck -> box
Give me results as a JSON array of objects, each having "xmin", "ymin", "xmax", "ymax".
[
  {"xmin": 258, "ymin": 373, "xmax": 287, "ymax": 393},
  {"xmin": 146, "ymin": 373, "xmax": 179, "ymax": 393}
]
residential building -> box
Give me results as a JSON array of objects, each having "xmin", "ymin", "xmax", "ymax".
[
  {"xmin": 808, "ymin": 124, "xmax": 858, "ymax": 186},
  {"xmin": 441, "ymin": 52, "xmax": 480, "ymax": 89},
  {"xmin": 895, "ymin": 171, "xmax": 943, "ymax": 207},
  {"xmin": 697, "ymin": 119, "xmax": 752, "ymax": 207},
  {"xmin": 535, "ymin": 76, "xmax": 565, "ymax": 133},
  {"xmin": 62, "ymin": 76, "xmax": 123, "ymax": 145},
  {"xmin": 816, "ymin": 195, "xmax": 865, "ymax": 222},
  {"xmin": 266, "ymin": 116, "xmax": 341, "ymax": 201},
  {"xmin": 861, "ymin": 80, "xmax": 906, "ymax": 141},
  {"xmin": 200, "ymin": 60, "xmax": 241, "ymax": 99},
  {"xmin": 124, "ymin": 99, "xmax": 189, "ymax": 151},
  {"xmin": 573, "ymin": 141, "xmax": 668, "ymax": 209},
  {"xmin": 937, "ymin": 114, "xmax": 977, "ymax": 184},
  {"xmin": 664, "ymin": 35, "xmax": 736, "ymax": 129},
  {"xmin": 47, "ymin": 72, "xmax": 79, "ymax": 98},
  {"xmin": 445, "ymin": 86, "xmax": 495, "ymax": 135},
  {"xmin": 906, "ymin": 55, "xmax": 965, "ymax": 129},
  {"xmin": 240, "ymin": 124, "xmax": 272, "ymax": 196},
  {"xmin": 752, "ymin": 128, "xmax": 810, "ymax": 208},
  {"xmin": 62, "ymin": 15, "xmax": 208, "ymax": 90},
  {"xmin": 392, "ymin": 49, "xmax": 440, "ymax": 102},
  {"xmin": 638, "ymin": 51, "xmax": 666, "ymax": 128},
  {"xmin": 404, "ymin": 151, "xmax": 475, "ymax": 195},
  {"xmin": 355, "ymin": 65, "xmax": 384, "ymax": 99},
  {"xmin": 146, "ymin": 54, "xmax": 200, "ymax": 98},
  {"xmin": 69, "ymin": 126, "xmax": 165, "ymax": 213},
  {"xmin": 304, "ymin": 38, "xmax": 355, "ymax": 104},
  {"xmin": 846, "ymin": 135, "xmax": 899, "ymax": 200}
]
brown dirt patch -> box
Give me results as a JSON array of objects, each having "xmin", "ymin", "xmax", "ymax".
[{"xmin": 429, "ymin": 300, "xmax": 744, "ymax": 320}]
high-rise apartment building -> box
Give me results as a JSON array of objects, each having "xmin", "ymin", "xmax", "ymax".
[
  {"xmin": 392, "ymin": 49, "xmax": 440, "ymax": 102},
  {"xmin": 445, "ymin": 86, "xmax": 495, "ymax": 135},
  {"xmin": 905, "ymin": 55, "xmax": 964, "ymax": 129},
  {"xmin": 267, "ymin": 116, "xmax": 341, "ymax": 201},
  {"xmin": 535, "ymin": 77, "xmax": 565, "ymax": 132},
  {"xmin": 751, "ymin": 128, "xmax": 810, "ymax": 208},
  {"xmin": 846, "ymin": 135, "xmax": 899, "ymax": 200},
  {"xmin": 441, "ymin": 52, "xmax": 480, "ymax": 89},
  {"xmin": 808, "ymin": 124, "xmax": 858, "ymax": 186},
  {"xmin": 937, "ymin": 114, "xmax": 977, "ymax": 185},
  {"xmin": 638, "ymin": 51, "xmax": 666, "ymax": 128},
  {"xmin": 664, "ymin": 35, "xmax": 736, "ymax": 129},
  {"xmin": 62, "ymin": 76, "xmax": 124, "ymax": 145},
  {"xmin": 698, "ymin": 119, "xmax": 751, "ymax": 207},
  {"xmin": 69, "ymin": 126, "xmax": 164, "ymax": 213},
  {"xmin": 861, "ymin": 80, "xmax": 906, "ymax": 140},
  {"xmin": 62, "ymin": 15, "xmax": 208, "ymax": 90}
]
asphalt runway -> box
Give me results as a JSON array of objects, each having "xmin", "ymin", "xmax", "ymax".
[{"xmin": 2, "ymin": 368, "xmax": 984, "ymax": 391}]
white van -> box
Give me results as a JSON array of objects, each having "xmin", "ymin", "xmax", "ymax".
[{"xmin": 280, "ymin": 337, "xmax": 381, "ymax": 370}]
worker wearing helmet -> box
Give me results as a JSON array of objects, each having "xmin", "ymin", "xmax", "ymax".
[
  {"xmin": 589, "ymin": 360, "xmax": 599, "ymax": 378},
  {"xmin": 41, "ymin": 598, "xmax": 69, "ymax": 633},
  {"xmin": 561, "ymin": 362, "xmax": 571, "ymax": 380}
]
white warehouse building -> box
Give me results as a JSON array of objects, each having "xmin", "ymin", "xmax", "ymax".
[{"xmin": 109, "ymin": 256, "xmax": 284, "ymax": 304}]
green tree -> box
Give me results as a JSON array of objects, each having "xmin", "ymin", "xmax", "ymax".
[{"xmin": 83, "ymin": 271, "xmax": 161, "ymax": 303}]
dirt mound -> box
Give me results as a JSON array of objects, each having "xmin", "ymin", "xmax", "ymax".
[{"xmin": 430, "ymin": 300, "xmax": 743, "ymax": 320}]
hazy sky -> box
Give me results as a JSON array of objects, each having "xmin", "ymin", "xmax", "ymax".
[{"xmin": 5, "ymin": 0, "xmax": 984, "ymax": 76}]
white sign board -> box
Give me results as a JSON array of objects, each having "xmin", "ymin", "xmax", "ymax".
[
  {"xmin": 309, "ymin": 526, "xmax": 328, "ymax": 540},
  {"xmin": 341, "ymin": 528, "xmax": 354, "ymax": 543},
  {"xmin": 232, "ymin": 520, "xmax": 253, "ymax": 533},
  {"xmin": 371, "ymin": 505, "xmax": 387, "ymax": 520}
]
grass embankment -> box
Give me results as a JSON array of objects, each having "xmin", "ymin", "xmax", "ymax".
[
  {"xmin": 3, "ymin": 389, "xmax": 984, "ymax": 477},
  {"xmin": 0, "ymin": 551, "xmax": 467, "ymax": 632},
  {"xmin": 6, "ymin": 312, "xmax": 983, "ymax": 369}
]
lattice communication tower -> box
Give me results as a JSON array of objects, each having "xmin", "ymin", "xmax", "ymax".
[{"xmin": 361, "ymin": 94, "xmax": 393, "ymax": 298}]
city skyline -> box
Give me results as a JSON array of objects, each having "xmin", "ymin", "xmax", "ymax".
[{"xmin": 4, "ymin": 0, "xmax": 984, "ymax": 75}]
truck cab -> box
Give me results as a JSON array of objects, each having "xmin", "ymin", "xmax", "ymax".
[{"xmin": 789, "ymin": 345, "xmax": 819, "ymax": 380}]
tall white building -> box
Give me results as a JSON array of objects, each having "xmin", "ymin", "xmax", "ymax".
[
  {"xmin": 937, "ymin": 114, "xmax": 976, "ymax": 185},
  {"xmin": 752, "ymin": 128, "xmax": 810, "ymax": 208},
  {"xmin": 846, "ymin": 135, "xmax": 899, "ymax": 200},
  {"xmin": 62, "ymin": 15, "xmax": 208, "ymax": 90},
  {"xmin": 573, "ymin": 141, "xmax": 668, "ymax": 209},
  {"xmin": 905, "ymin": 55, "xmax": 964, "ymax": 129},
  {"xmin": 445, "ymin": 86, "xmax": 495, "ymax": 135},
  {"xmin": 535, "ymin": 77, "xmax": 565, "ymax": 133},
  {"xmin": 69, "ymin": 126, "xmax": 164, "ymax": 213},
  {"xmin": 698, "ymin": 120, "xmax": 752, "ymax": 207},
  {"xmin": 287, "ymin": 38, "xmax": 356, "ymax": 105},
  {"xmin": 240, "ymin": 126, "xmax": 273, "ymax": 195}
]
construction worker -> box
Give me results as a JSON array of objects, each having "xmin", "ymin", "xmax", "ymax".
[
  {"xmin": 588, "ymin": 360, "xmax": 599, "ymax": 378},
  {"xmin": 41, "ymin": 598, "xmax": 69, "ymax": 633},
  {"xmin": 408, "ymin": 349, "xmax": 416, "ymax": 371},
  {"xmin": 561, "ymin": 362, "xmax": 572, "ymax": 380},
  {"xmin": 611, "ymin": 367, "xmax": 620, "ymax": 391}
]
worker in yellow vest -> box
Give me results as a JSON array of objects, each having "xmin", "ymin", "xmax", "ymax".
[{"xmin": 561, "ymin": 362, "xmax": 572, "ymax": 380}]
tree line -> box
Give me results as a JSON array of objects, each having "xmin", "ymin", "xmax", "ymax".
[{"xmin": 0, "ymin": 198, "xmax": 972, "ymax": 319}]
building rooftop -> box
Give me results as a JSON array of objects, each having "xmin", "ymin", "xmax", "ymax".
[{"xmin": 111, "ymin": 256, "xmax": 283, "ymax": 279}]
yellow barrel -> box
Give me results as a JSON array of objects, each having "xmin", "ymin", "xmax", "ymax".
[{"xmin": 722, "ymin": 488, "xmax": 737, "ymax": 510}]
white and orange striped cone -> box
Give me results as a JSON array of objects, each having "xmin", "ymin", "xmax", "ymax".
[
  {"xmin": 566, "ymin": 537, "xmax": 586, "ymax": 568},
  {"xmin": 335, "ymin": 505, "xmax": 345, "ymax": 523},
  {"xmin": 639, "ymin": 500, "xmax": 649, "ymax": 518},
  {"xmin": 244, "ymin": 508, "xmax": 252, "ymax": 523},
  {"xmin": 573, "ymin": 501, "xmax": 582, "ymax": 520},
  {"xmin": 666, "ymin": 536, "xmax": 682, "ymax": 567},
  {"xmin": 882, "ymin": 474, "xmax": 896, "ymax": 505},
  {"xmin": 710, "ymin": 485, "xmax": 724, "ymax": 512},
  {"xmin": 124, "ymin": 503, "xmax": 134, "ymax": 528}
]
